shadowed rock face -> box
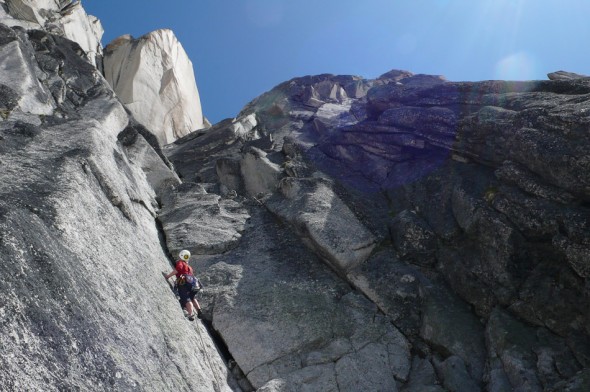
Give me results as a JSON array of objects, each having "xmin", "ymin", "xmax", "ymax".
[{"xmin": 164, "ymin": 70, "xmax": 590, "ymax": 391}]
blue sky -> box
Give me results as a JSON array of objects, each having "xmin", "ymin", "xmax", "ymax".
[{"xmin": 84, "ymin": 0, "xmax": 590, "ymax": 123}]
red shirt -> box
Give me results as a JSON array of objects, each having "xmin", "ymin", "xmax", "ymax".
[{"xmin": 174, "ymin": 260, "xmax": 193, "ymax": 278}]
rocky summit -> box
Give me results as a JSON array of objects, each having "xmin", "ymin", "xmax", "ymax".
[
  {"xmin": 1, "ymin": 1, "xmax": 589, "ymax": 392},
  {"xmin": 103, "ymin": 29, "xmax": 208, "ymax": 145}
]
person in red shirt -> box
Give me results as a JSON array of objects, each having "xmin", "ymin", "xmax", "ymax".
[{"xmin": 164, "ymin": 249, "xmax": 203, "ymax": 321}]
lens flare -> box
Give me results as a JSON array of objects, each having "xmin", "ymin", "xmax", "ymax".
[{"xmin": 494, "ymin": 52, "xmax": 537, "ymax": 80}]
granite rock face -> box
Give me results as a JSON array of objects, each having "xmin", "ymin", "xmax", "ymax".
[
  {"xmin": 158, "ymin": 183, "xmax": 250, "ymax": 256},
  {"xmin": 266, "ymin": 177, "xmax": 377, "ymax": 272},
  {"xmin": 1, "ymin": 0, "xmax": 103, "ymax": 66},
  {"xmin": 0, "ymin": 16, "xmax": 236, "ymax": 392},
  {"xmin": 164, "ymin": 69, "xmax": 590, "ymax": 391},
  {"xmin": 103, "ymin": 29, "xmax": 206, "ymax": 145},
  {"xmin": 183, "ymin": 208, "xmax": 411, "ymax": 391}
]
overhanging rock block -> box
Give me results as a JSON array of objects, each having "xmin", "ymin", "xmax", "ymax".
[{"xmin": 266, "ymin": 177, "xmax": 377, "ymax": 272}]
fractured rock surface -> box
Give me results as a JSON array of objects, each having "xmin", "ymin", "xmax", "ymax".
[
  {"xmin": 266, "ymin": 177, "xmax": 377, "ymax": 272},
  {"xmin": 0, "ymin": 16, "xmax": 236, "ymax": 392},
  {"xmin": 192, "ymin": 207, "xmax": 410, "ymax": 391},
  {"xmin": 2, "ymin": 0, "xmax": 103, "ymax": 66},
  {"xmin": 163, "ymin": 69, "xmax": 590, "ymax": 391},
  {"xmin": 159, "ymin": 183, "xmax": 250, "ymax": 256}
]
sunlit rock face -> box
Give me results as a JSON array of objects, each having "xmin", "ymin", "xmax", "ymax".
[
  {"xmin": 0, "ymin": 8, "xmax": 235, "ymax": 392},
  {"xmin": 60, "ymin": 2, "xmax": 103, "ymax": 66},
  {"xmin": 1, "ymin": 0, "xmax": 103, "ymax": 66},
  {"xmin": 103, "ymin": 29, "xmax": 206, "ymax": 145}
]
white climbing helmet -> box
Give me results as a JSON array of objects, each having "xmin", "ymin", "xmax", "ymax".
[{"xmin": 179, "ymin": 249, "xmax": 191, "ymax": 261}]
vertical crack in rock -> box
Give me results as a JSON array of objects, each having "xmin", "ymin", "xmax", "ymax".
[
  {"xmin": 201, "ymin": 318, "xmax": 253, "ymax": 392},
  {"xmin": 154, "ymin": 194, "xmax": 252, "ymax": 390},
  {"xmin": 129, "ymin": 197, "xmax": 157, "ymax": 218},
  {"xmin": 155, "ymin": 214, "xmax": 175, "ymax": 264},
  {"xmin": 86, "ymin": 158, "xmax": 134, "ymax": 221}
]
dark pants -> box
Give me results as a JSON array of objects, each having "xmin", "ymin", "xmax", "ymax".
[{"xmin": 177, "ymin": 284, "xmax": 197, "ymax": 306}]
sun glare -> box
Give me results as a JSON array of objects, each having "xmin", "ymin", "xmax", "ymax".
[{"xmin": 494, "ymin": 51, "xmax": 538, "ymax": 80}]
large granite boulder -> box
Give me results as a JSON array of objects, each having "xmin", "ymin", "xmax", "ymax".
[
  {"xmin": 266, "ymin": 177, "xmax": 377, "ymax": 272},
  {"xmin": 103, "ymin": 29, "xmax": 206, "ymax": 145},
  {"xmin": 158, "ymin": 183, "xmax": 250, "ymax": 256},
  {"xmin": 240, "ymin": 146, "xmax": 283, "ymax": 197}
]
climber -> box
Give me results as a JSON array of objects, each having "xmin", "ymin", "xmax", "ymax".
[{"xmin": 164, "ymin": 249, "xmax": 203, "ymax": 321}]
